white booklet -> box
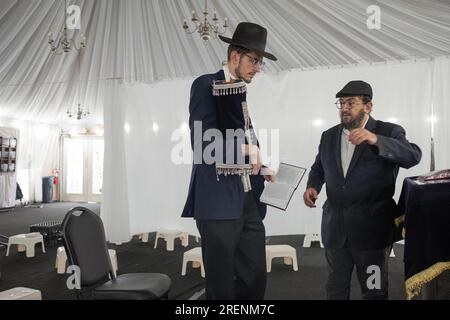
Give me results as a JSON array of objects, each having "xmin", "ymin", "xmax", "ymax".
[{"xmin": 260, "ymin": 163, "xmax": 307, "ymax": 211}]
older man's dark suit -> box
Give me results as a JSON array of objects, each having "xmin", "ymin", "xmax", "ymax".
[
  {"xmin": 307, "ymin": 116, "xmax": 421, "ymax": 299},
  {"xmin": 182, "ymin": 70, "xmax": 267, "ymax": 300}
]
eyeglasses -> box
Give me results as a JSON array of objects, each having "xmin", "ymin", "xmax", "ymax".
[
  {"xmin": 335, "ymin": 99, "xmax": 364, "ymax": 110},
  {"xmin": 243, "ymin": 53, "xmax": 265, "ymax": 67}
]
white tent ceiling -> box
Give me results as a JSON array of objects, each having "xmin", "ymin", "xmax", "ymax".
[{"xmin": 0, "ymin": 0, "xmax": 449, "ymax": 125}]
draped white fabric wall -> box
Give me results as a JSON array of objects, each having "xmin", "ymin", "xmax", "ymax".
[
  {"xmin": 433, "ymin": 59, "xmax": 450, "ymax": 170},
  {"xmin": 101, "ymin": 80, "xmax": 194, "ymax": 243},
  {"xmin": 0, "ymin": 118, "xmax": 60, "ymax": 203},
  {"xmin": 102, "ymin": 59, "xmax": 448, "ymax": 243}
]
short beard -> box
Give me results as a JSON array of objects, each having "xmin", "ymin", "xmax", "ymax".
[
  {"xmin": 341, "ymin": 109, "xmax": 366, "ymax": 130},
  {"xmin": 234, "ymin": 58, "xmax": 252, "ymax": 84}
]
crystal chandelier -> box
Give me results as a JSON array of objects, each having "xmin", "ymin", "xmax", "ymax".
[
  {"xmin": 68, "ymin": 102, "xmax": 90, "ymax": 120},
  {"xmin": 182, "ymin": 0, "xmax": 229, "ymax": 41},
  {"xmin": 67, "ymin": 52, "xmax": 90, "ymax": 120},
  {"xmin": 48, "ymin": 0, "xmax": 86, "ymax": 54}
]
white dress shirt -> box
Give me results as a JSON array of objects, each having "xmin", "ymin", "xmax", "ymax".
[
  {"xmin": 223, "ymin": 64, "xmax": 237, "ymax": 82},
  {"xmin": 341, "ymin": 116, "xmax": 369, "ymax": 178}
]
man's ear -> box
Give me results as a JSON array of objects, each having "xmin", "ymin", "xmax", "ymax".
[
  {"xmin": 365, "ymin": 101, "xmax": 373, "ymax": 114},
  {"xmin": 230, "ymin": 50, "xmax": 240, "ymax": 65}
]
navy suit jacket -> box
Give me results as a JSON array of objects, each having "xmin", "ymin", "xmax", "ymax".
[
  {"xmin": 182, "ymin": 70, "xmax": 267, "ymax": 220},
  {"xmin": 307, "ymin": 116, "xmax": 422, "ymax": 250}
]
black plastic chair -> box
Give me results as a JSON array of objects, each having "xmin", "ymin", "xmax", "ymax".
[{"xmin": 61, "ymin": 206, "xmax": 171, "ymax": 300}]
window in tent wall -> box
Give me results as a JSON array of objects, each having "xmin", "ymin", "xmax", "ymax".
[{"xmin": 62, "ymin": 136, "xmax": 103, "ymax": 202}]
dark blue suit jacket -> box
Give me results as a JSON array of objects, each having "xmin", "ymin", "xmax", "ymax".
[
  {"xmin": 182, "ymin": 70, "xmax": 267, "ymax": 220},
  {"xmin": 307, "ymin": 116, "xmax": 422, "ymax": 250}
]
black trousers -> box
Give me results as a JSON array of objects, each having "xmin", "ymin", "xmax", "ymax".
[
  {"xmin": 325, "ymin": 245, "xmax": 391, "ymax": 300},
  {"xmin": 196, "ymin": 192, "xmax": 266, "ymax": 300}
]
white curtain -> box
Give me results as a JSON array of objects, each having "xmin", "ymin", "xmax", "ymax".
[
  {"xmin": 0, "ymin": 118, "xmax": 60, "ymax": 203},
  {"xmin": 101, "ymin": 80, "xmax": 195, "ymax": 244},
  {"xmin": 433, "ymin": 58, "xmax": 450, "ymax": 170},
  {"xmin": 102, "ymin": 59, "xmax": 446, "ymax": 243}
]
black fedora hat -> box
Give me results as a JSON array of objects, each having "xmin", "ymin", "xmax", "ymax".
[{"xmin": 219, "ymin": 22, "xmax": 277, "ymax": 61}]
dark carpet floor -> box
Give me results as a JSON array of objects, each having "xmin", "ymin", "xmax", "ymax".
[{"xmin": 0, "ymin": 202, "xmax": 445, "ymax": 300}]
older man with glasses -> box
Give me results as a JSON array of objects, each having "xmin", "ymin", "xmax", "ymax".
[{"xmin": 303, "ymin": 80, "xmax": 422, "ymax": 299}]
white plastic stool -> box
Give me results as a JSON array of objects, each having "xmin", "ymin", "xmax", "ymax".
[
  {"xmin": 180, "ymin": 232, "xmax": 189, "ymax": 247},
  {"xmin": 138, "ymin": 233, "xmax": 150, "ymax": 243},
  {"xmin": 55, "ymin": 246, "xmax": 118, "ymax": 277},
  {"xmin": 6, "ymin": 233, "xmax": 46, "ymax": 258},
  {"xmin": 0, "ymin": 287, "xmax": 42, "ymax": 300},
  {"xmin": 181, "ymin": 247, "xmax": 205, "ymax": 277},
  {"xmin": 154, "ymin": 229, "xmax": 188, "ymax": 251},
  {"xmin": 55, "ymin": 247, "xmax": 66, "ymax": 273},
  {"xmin": 138, "ymin": 232, "xmax": 148, "ymax": 242},
  {"xmin": 266, "ymin": 245, "xmax": 298, "ymax": 272},
  {"xmin": 303, "ymin": 233, "xmax": 324, "ymax": 248}
]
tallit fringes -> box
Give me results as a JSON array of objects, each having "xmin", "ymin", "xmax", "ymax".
[
  {"xmin": 216, "ymin": 163, "xmax": 253, "ymax": 192},
  {"xmin": 212, "ymin": 80, "xmax": 247, "ymax": 96},
  {"xmin": 216, "ymin": 164, "xmax": 253, "ymax": 175}
]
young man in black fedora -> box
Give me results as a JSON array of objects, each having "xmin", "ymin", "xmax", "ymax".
[
  {"xmin": 182, "ymin": 22, "xmax": 277, "ymax": 300},
  {"xmin": 303, "ymin": 80, "xmax": 422, "ymax": 299}
]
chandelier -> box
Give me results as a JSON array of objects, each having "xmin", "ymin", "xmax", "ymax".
[
  {"xmin": 48, "ymin": 0, "xmax": 86, "ymax": 54},
  {"xmin": 67, "ymin": 52, "xmax": 90, "ymax": 120},
  {"xmin": 68, "ymin": 103, "xmax": 90, "ymax": 120},
  {"xmin": 182, "ymin": 0, "xmax": 229, "ymax": 41}
]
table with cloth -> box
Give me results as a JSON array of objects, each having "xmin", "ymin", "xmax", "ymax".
[{"xmin": 396, "ymin": 176, "xmax": 450, "ymax": 300}]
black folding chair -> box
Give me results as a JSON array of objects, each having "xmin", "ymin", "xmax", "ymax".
[{"xmin": 61, "ymin": 206, "xmax": 171, "ymax": 300}]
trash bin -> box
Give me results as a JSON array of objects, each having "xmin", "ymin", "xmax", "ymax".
[{"xmin": 42, "ymin": 176, "xmax": 54, "ymax": 203}]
